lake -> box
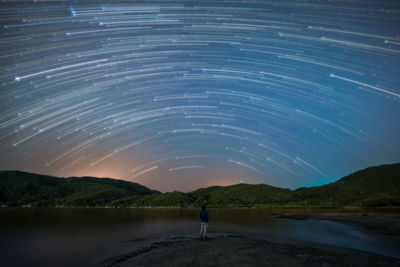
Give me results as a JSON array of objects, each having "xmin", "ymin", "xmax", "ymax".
[{"xmin": 0, "ymin": 208, "xmax": 399, "ymax": 266}]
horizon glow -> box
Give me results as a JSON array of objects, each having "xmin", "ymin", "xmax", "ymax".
[{"xmin": 0, "ymin": 0, "xmax": 399, "ymax": 192}]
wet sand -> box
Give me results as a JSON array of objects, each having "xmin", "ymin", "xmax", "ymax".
[{"xmin": 97, "ymin": 233, "xmax": 399, "ymax": 267}]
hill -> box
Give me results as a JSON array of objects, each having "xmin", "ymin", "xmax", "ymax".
[
  {"xmin": 0, "ymin": 171, "xmax": 159, "ymax": 207},
  {"xmin": 293, "ymin": 163, "xmax": 400, "ymax": 207},
  {"xmin": 0, "ymin": 163, "xmax": 399, "ymax": 208}
]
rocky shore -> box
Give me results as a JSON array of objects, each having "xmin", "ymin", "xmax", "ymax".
[
  {"xmin": 93, "ymin": 211, "xmax": 400, "ymax": 266},
  {"xmin": 96, "ymin": 233, "xmax": 399, "ymax": 267}
]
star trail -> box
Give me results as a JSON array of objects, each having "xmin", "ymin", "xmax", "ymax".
[{"xmin": 1, "ymin": 0, "xmax": 399, "ymax": 192}]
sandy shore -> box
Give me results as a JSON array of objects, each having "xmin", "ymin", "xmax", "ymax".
[{"xmin": 96, "ymin": 233, "xmax": 399, "ymax": 267}]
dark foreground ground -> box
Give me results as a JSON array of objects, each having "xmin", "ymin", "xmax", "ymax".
[
  {"xmin": 97, "ymin": 233, "xmax": 399, "ymax": 267},
  {"xmin": 95, "ymin": 212, "xmax": 400, "ymax": 267}
]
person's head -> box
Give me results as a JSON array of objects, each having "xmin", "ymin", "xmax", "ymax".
[{"xmin": 201, "ymin": 205, "xmax": 206, "ymax": 210}]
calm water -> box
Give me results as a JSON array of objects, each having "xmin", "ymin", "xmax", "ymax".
[{"xmin": 0, "ymin": 208, "xmax": 399, "ymax": 266}]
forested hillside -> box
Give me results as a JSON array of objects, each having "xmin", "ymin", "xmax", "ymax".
[{"xmin": 1, "ymin": 163, "xmax": 399, "ymax": 208}]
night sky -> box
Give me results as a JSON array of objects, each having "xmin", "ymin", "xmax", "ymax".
[{"xmin": 1, "ymin": 0, "xmax": 399, "ymax": 192}]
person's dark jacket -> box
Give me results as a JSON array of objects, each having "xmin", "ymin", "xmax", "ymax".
[{"xmin": 200, "ymin": 209, "xmax": 208, "ymax": 222}]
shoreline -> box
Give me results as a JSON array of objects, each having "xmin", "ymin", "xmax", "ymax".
[
  {"xmin": 93, "ymin": 210, "xmax": 400, "ymax": 266},
  {"xmin": 96, "ymin": 233, "xmax": 400, "ymax": 267},
  {"xmin": 275, "ymin": 212, "xmax": 400, "ymax": 236}
]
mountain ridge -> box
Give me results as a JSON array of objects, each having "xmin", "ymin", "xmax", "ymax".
[{"xmin": 1, "ymin": 163, "xmax": 399, "ymax": 208}]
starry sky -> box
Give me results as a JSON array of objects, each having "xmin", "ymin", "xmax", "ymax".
[{"xmin": 0, "ymin": 0, "xmax": 399, "ymax": 192}]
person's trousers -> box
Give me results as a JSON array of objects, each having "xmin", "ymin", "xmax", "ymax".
[{"xmin": 200, "ymin": 222, "xmax": 208, "ymax": 239}]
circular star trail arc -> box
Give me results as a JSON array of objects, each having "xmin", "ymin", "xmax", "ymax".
[{"xmin": 0, "ymin": 0, "xmax": 399, "ymax": 192}]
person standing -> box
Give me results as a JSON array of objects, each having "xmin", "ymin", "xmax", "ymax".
[{"xmin": 200, "ymin": 205, "xmax": 208, "ymax": 240}]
